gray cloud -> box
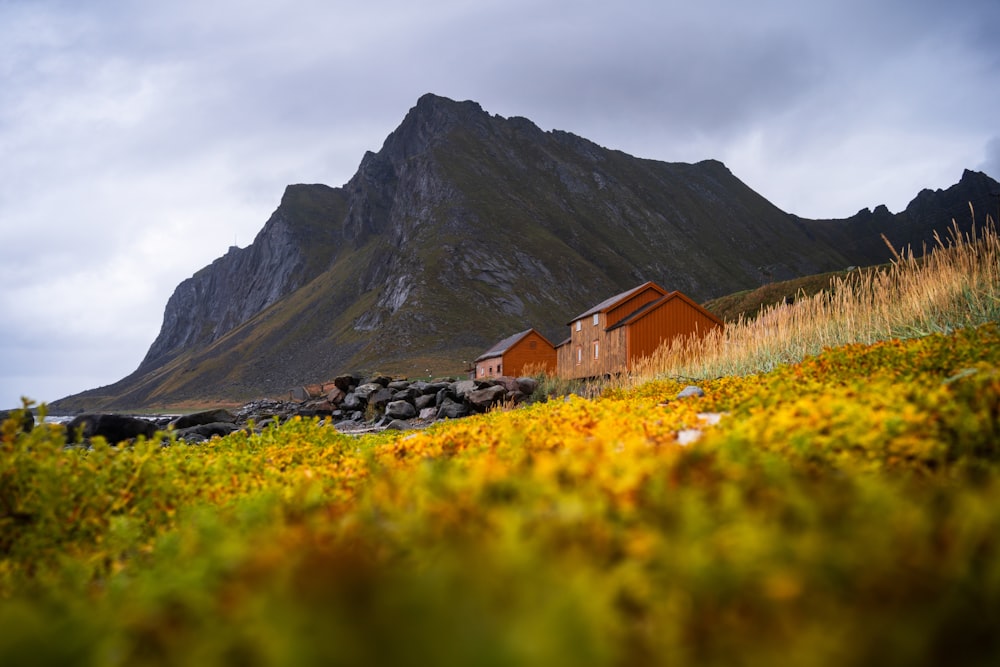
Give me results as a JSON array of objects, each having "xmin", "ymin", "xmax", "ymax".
[
  {"xmin": 1, "ymin": 0, "xmax": 999, "ymax": 407},
  {"xmin": 981, "ymin": 138, "xmax": 1000, "ymax": 182}
]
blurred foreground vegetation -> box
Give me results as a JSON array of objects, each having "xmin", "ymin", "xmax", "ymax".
[{"xmin": 4, "ymin": 318, "xmax": 1000, "ymax": 666}]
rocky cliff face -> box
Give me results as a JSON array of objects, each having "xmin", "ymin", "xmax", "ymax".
[
  {"xmin": 806, "ymin": 168, "xmax": 1000, "ymax": 264},
  {"xmin": 138, "ymin": 184, "xmax": 349, "ymax": 373},
  {"xmin": 56, "ymin": 93, "xmax": 1000, "ymax": 410}
]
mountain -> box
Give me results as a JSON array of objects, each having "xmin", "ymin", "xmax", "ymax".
[{"xmin": 52, "ymin": 94, "xmax": 1000, "ymax": 411}]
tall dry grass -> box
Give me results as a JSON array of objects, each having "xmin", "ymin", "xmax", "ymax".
[{"xmin": 630, "ymin": 210, "xmax": 1000, "ymax": 383}]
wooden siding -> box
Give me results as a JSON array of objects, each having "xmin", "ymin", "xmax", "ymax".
[
  {"xmin": 556, "ymin": 342, "xmax": 573, "ymax": 377},
  {"xmin": 605, "ymin": 284, "xmax": 665, "ymax": 328},
  {"xmin": 560, "ymin": 323, "xmax": 627, "ymax": 379},
  {"xmin": 603, "ymin": 328, "xmax": 628, "ymax": 377},
  {"xmin": 626, "ymin": 293, "xmax": 722, "ymax": 368},
  {"xmin": 476, "ymin": 330, "xmax": 556, "ymax": 378},
  {"xmin": 563, "ymin": 310, "xmax": 604, "ymax": 379},
  {"xmin": 475, "ymin": 358, "xmax": 502, "ymax": 378},
  {"xmin": 503, "ymin": 330, "xmax": 557, "ymax": 376}
]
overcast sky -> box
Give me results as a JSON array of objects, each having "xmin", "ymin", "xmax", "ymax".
[{"xmin": 2, "ymin": 0, "xmax": 998, "ymax": 409}]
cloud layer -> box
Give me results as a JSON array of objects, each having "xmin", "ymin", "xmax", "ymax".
[{"xmin": 2, "ymin": 0, "xmax": 999, "ymax": 407}]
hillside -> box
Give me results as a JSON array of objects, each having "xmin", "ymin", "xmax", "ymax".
[
  {"xmin": 703, "ymin": 270, "xmax": 855, "ymax": 323},
  {"xmin": 51, "ymin": 94, "xmax": 1000, "ymax": 411}
]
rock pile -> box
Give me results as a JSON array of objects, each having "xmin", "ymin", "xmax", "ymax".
[
  {"xmin": 59, "ymin": 375, "xmax": 541, "ymax": 446},
  {"xmin": 294, "ymin": 373, "xmax": 540, "ymax": 433}
]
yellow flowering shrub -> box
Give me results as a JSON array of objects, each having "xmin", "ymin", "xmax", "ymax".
[{"xmin": 1, "ymin": 323, "xmax": 999, "ymax": 666}]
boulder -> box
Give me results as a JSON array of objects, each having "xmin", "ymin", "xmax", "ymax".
[
  {"xmin": 388, "ymin": 380, "xmax": 411, "ymax": 391},
  {"xmin": 677, "ymin": 385, "xmax": 705, "ymax": 399},
  {"xmin": 365, "ymin": 375, "xmax": 392, "ymax": 388},
  {"xmin": 467, "ymin": 385, "xmax": 508, "ymax": 412},
  {"xmin": 65, "ymin": 414, "xmax": 158, "ymax": 445},
  {"xmin": 326, "ymin": 386, "xmax": 347, "ymax": 405},
  {"xmin": 175, "ymin": 422, "xmax": 240, "ymax": 440},
  {"xmin": 342, "ymin": 392, "xmax": 365, "ymax": 411},
  {"xmin": 435, "ymin": 387, "xmax": 458, "ymax": 407},
  {"xmin": 493, "ymin": 376, "xmax": 521, "ymax": 393},
  {"xmin": 516, "ymin": 377, "xmax": 539, "ymax": 395},
  {"xmin": 296, "ymin": 405, "xmax": 334, "ymax": 419},
  {"xmin": 414, "ymin": 394, "xmax": 436, "ymax": 410},
  {"xmin": 369, "ymin": 388, "xmax": 395, "ymax": 410},
  {"xmin": 438, "ymin": 397, "xmax": 469, "ymax": 420},
  {"xmin": 333, "ymin": 374, "xmax": 358, "ymax": 393},
  {"xmin": 384, "ymin": 419, "xmax": 411, "ymax": 431},
  {"xmin": 354, "ymin": 383, "xmax": 383, "ymax": 400},
  {"xmin": 385, "ymin": 400, "xmax": 417, "ymax": 420},
  {"xmin": 392, "ymin": 387, "xmax": 420, "ymax": 403},
  {"xmin": 410, "ymin": 381, "xmax": 432, "ymax": 394},
  {"xmin": 170, "ymin": 409, "xmax": 236, "ymax": 429},
  {"xmin": 418, "ymin": 407, "xmax": 438, "ymax": 421},
  {"xmin": 452, "ymin": 380, "xmax": 478, "ymax": 399}
]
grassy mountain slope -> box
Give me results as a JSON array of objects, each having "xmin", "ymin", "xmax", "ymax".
[{"xmin": 703, "ymin": 269, "xmax": 863, "ymax": 322}]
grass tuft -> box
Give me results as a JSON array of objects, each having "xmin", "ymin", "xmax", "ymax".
[{"xmin": 629, "ymin": 215, "xmax": 1000, "ymax": 383}]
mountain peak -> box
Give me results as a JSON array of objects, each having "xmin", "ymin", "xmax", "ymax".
[
  {"xmin": 375, "ymin": 94, "xmax": 489, "ymax": 160},
  {"xmin": 413, "ymin": 92, "xmax": 484, "ymax": 117},
  {"xmin": 52, "ymin": 95, "xmax": 1000, "ymax": 410}
]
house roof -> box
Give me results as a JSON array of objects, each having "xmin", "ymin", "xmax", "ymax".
[
  {"xmin": 567, "ymin": 281, "xmax": 665, "ymax": 324},
  {"xmin": 606, "ymin": 290, "xmax": 724, "ymax": 331},
  {"xmin": 605, "ymin": 294, "xmax": 669, "ymax": 331},
  {"xmin": 474, "ymin": 328, "xmax": 535, "ymax": 362}
]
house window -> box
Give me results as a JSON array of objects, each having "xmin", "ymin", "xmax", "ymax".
[
  {"xmin": 594, "ymin": 341, "xmax": 599, "ymax": 359},
  {"xmin": 479, "ymin": 367, "xmax": 485, "ymax": 377},
  {"xmin": 497, "ymin": 363, "xmax": 502, "ymax": 375},
  {"xmin": 529, "ymin": 340, "xmax": 537, "ymax": 350},
  {"xmin": 593, "ymin": 314, "xmax": 599, "ymax": 326},
  {"xmin": 575, "ymin": 320, "xmax": 582, "ymax": 332},
  {"xmin": 489, "ymin": 366, "xmax": 493, "ymax": 375},
  {"xmin": 576, "ymin": 347, "xmax": 582, "ymax": 364}
]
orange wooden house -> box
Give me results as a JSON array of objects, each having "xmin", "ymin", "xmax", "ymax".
[
  {"xmin": 556, "ymin": 281, "xmax": 722, "ymax": 379},
  {"xmin": 474, "ymin": 328, "xmax": 557, "ymax": 378}
]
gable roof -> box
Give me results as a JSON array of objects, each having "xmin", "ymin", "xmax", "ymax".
[
  {"xmin": 607, "ymin": 290, "xmax": 724, "ymax": 331},
  {"xmin": 474, "ymin": 328, "xmax": 548, "ymax": 362},
  {"xmin": 605, "ymin": 295, "xmax": 667, "ymax": 331},
  {"xmin": 567, "ymin": 281, "xmax": 666, "ymax": 324}
]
